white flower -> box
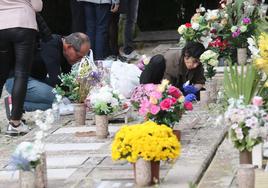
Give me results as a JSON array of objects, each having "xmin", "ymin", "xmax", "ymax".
[
  {"xmin": 240, "ymin": 25, "xmax": 247, "ymax": 33},
  {"xmin": 208, "ymin": 59, "xmax": 219, "ymax": 67},
  {"xmin": 205, "ymin": 9, "xmax": 219, "ymax": 21},
  {"xmin": 231, "ymin": 123, "xmax": 238, "ymax": 129},
  {"xmin": 200, "ymin": 7, "xmax": 206, "ymax": 12},
  {"xmin": 200, "ymin": 35, "xmax": 213, "ymax": 48},
  {"xmin": 200, "ymin": 50, "xmax": 219, "ymax": 64},
  {"xmin": 231, "ymin": 26, "xmax": 238, "ymax": 33},
  {"xmin": 235, "ymin": 128, "xmax": 244, "ymax": 140},
  {"xmin": 192, "ymin": 23, "xmax": 200, "ymax": 30},
  {"xmin": 178, "ymin": 25, "xmax": 187, "ymax": 35},
  {"xmin": 249, "ymin": 128, "xmax": 259, "ymax": 139}
]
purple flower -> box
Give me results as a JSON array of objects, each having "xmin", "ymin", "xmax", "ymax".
[
  {"xmin": 242, "ymin": 17, "xmax": 251, "ymax": 25},
  {"xmin": 232, "ymin": 28, "xmax": 241, "ymax": 38},
  {"xmin": 137, "ymin": 61, "xmax": 145, "ymax": 71}
]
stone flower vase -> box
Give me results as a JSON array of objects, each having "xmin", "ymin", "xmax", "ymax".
[
  {"xmin": 19, "ymin": 153, "xmax": 48, "ymax": 188},
  {"xmin": 206, "ymin": 79, "xmax": 217, "ymax": 103},
  {"xmin": 200, "ymin": 90, "xmax": 210, "ymax": 108},
  {"xmin": 237, "ymin": 48, "xmax": 247, "ymax": 65},
  {"xmin": 95, "ymin": 115, "xmax": 109, "ymax": 139},
  {"xmin": 239, "ymin": 150, "xmax": 252, "ymax": 164},
  {"xmin": 237, "ymin": 164, "xmax": 255, "ymax": 188},
  {"xmin": 35, "ymin": 153, "xmax": 48, "ymax": 188},
  {"xmin": 73, "ymin": 103, "xmax": 86, "ymax": 125},
  {"xmin": 133, "ymin": 159, "xmax": 160, "ymax": 186},
  {"xmin": 19, "ymin": 170, "xmax": 35, "ymax": 188}
]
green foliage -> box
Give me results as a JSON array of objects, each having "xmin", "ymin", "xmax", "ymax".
[{"xmin": 224, "ymin": 62, "xmax": 262, "ymax": 105}]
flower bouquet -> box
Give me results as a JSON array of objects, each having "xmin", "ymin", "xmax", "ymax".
[
  {"xmin": 225, "ymin": 96, "xmax": 268, "ymax": 163},
  {"xmin": 112, "ymin": 121, "xmax": 180, "ymax": 186},
  {"xmin": 10, "ymin": 109, "xmax": 54, "ymax": 188},
  {"xmin": 130, "ymin": 80, "xmax": 193, "ymax": 128},
  {"xmin": 87, "ymin": 85, "xmax": 125, "ymax": 138},
  {"xmin": 200, "ymin": 50, "xmax": 219, "ymax": 79},
  {"xmin": 55, "ymin": 57, "xmax": 102, "ymax": 125}
]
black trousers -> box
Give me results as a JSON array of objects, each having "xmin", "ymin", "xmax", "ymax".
[
  {"xmin": 108, "ymin": 12, "xmax": 120, "ymax": 56},
  {"xmin": 0, "ymin": 28, "xmax": 36, "ymax": 120},
  {"xmin": 70, "ymin": 0, "xmax": 86, "ymax": 33}
]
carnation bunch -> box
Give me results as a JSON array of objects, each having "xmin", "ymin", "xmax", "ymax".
[
  {"xmin": 200, "ymin": 50, "xmax": 219, "ymax": 79},
  {"xmin": 111, "ymin": 121, "xmax": 181, "ymax": 163},
  {"xmin": 225, "ymin": 96, "xmax": 268, "ymax": 152},
  {"xmin": 88, "ymin": 85, "xmax": 125, "ymax": 115},
  {"xmin": 131, "ymin": 80, "xmax": 193, "ymax": 128}
]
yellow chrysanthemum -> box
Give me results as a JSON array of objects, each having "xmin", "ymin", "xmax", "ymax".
[{"xmin": 111, "ymin": 121, "xmax": 181, "ymax": 163}]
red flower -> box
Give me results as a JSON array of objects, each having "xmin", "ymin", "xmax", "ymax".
[
  {"xmin": 185, "ymin": 23, "xmax": 192, "ymax": 28},
  {"xmin": 184, "ymin": 101, "xmax": 193, "ymax": 110},
  {"xmin": 170, "ymin": 97, "xmax": 177, "ymax": 105},
  {"xmin": 168, "ymin": 86, "xmax": 181, "ymax": 98},
  {"xmin": 160, "ymin": 98, "xmax": 172, "ymax": 111}
]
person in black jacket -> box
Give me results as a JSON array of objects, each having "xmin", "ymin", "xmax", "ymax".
[{"xmin": 5, "ymin": 32, "xmax": 90, "ymax": 112}]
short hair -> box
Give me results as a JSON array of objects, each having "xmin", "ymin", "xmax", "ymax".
[
  {"xmin": 182, "ymin": 41, "xmax": 205, "ymax": 60},
  {"xmin": 64, "ymin": 32, "xmax": 90, "ymax": 52}
]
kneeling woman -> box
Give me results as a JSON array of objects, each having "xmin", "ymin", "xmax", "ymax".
[{"xmin": 140, "ymin": 42, "xmax": 206, "ymax": 101}]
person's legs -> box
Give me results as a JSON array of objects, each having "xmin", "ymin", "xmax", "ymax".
[
  {"xmin": 95, "ymin": 3, "xmax": 111, "ymax": 59},
  {"xmin": 10, "ymin": 28, "xmax": 36, "ymax": 120},
  {"xmin": 5, "ymin": 77, "xmax": 55, "ymax": 111},
  {"xmin": 108, "ymin": 12, "xmax": 120, "ymax": 56},
  {"xmin": 0, "ymin": 39, "xmax": 14, "ymax": 97},
  {"xmin": 84, "ymin": 2, "xmax": 96, "ymax": 55},
  {"xmin": 70, "ymin": 0, "xmax": 86, "ymax": 33},
  {"xmin": 123, "ymin": 0, "xmax": 139, "ymax": 54}
]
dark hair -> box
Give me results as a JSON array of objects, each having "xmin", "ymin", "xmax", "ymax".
[
  {"xmin": 140, "ymin": 54, "xmax": 166, "ymax": 84},
  {"xmin": 182, "ymin": 41, "xmax": 205, "ymax": 59}
]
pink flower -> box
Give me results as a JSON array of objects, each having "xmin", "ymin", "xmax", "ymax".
[
  {"xmin": 137, "ymin": 62, "xmax": 145, "ymax": 71},
  {"xmin": 168, "ymin": 86, "xmax": 181, "ymax": 98},
  {"xmin": 144, "ymin": 84, "xmax": 156, "ymax": 92},
  {"xmin": 151, "ymin": 91, "xmax": 162, "ymax": 99},
  {"xmin": 252, "ymin": 96, "xmax": 263, "ymax": 106},
  {"xmin": 160, "ymin": 98, "xmax": 172, "ymax": 110},
  {"xmin": 170, "ymin": 97, "xmax": 177, "ymax": 105},
  {"xmin": 139, "ymin": 107, "xmax": 148, "ymax": 116},
  {"xmin": 184, "ymin": 101, "xmax": 193, "ymax": 110},
  {"xmin": 150, "ymin": 105, "xmax": 160, "ymax": 115}
]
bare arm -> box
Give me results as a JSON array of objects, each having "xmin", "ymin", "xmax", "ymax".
[{"xmin": 30, "ymin": 0, "xmax": 43, "ymax": 12}]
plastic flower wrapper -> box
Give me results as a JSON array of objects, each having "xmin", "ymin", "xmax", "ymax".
[
  {"xmin": 87, "ymin": 85, "xmax": 125, "ymax": 115},
  {"xmin": 225, "ymin": 96, "xmax": 268, "ymax": 152},
  {"xmin": 9, "ymin": 142, "xmax": 42, "ymax": 171},
  {"xmin": 111, "ymin": 121, "xmax": 181, "ymax": 163},
  {"xmin": 136, "ymin": 55, "xmax": 151, "ymax": 71}
]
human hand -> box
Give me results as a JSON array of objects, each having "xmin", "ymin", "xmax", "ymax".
[
  {"xmin": 111, "ymin": 4, "xmax": 119, "ymax": 13},
  {"xmin": 184, "ymin": 94, "xmax": 197, "ymax": 102},
  {"xmin": 183, "ymin": 84, "xmax": 198, "ymax": 94}
]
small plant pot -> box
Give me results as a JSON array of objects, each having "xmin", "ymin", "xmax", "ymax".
[
  {"xmin": 239, "ymin": 150, "xmax": 252, "ymax": 164},
  {"xmin": 20, "ymin": 170, "xmax": 35, "ymax": 188},
  {"xmin": 73, "ymin": 103, "xmax": 86, "ymax": 125},
  {"xmin": 237, "ymin": 164, "xmax": 255, "ymax": 188},
  {"xmin": 95, "ymin": 115, "xmax": 109, "ymax": 139},
  {"xmin": 237, "ymin": 48, "xmax": 247, "ymax": 65}
]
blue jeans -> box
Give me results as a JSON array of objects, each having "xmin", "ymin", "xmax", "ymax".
[
  {"xmin": 5, "ymin": 77, "xmax": 55, "ymax": 112},
  {"xmin": 123, "ymin": 0, "xmax": 139, "ymax": 54},
  {"xmin": 84, "ymin": 2, "xmax": 111, "ymax": 60}
]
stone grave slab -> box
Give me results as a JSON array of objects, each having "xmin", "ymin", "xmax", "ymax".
[
  {"xmin": 45, "ymin": 143, "xmax": 105, "ymax": 151},
  {"xmin": 97, "ymin": 181, "xmax": 135, "ymax": 188},
  {"xmin": 53, "ymin": 126, "xmax": 121, "ymax": 135},
  {"xmin": 47, "ymin": 155, "xmax": 89, "ymax": 168}
]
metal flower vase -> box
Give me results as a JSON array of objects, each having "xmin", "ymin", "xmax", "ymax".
[
  {"xmin": 73, "ymin": 103, "xmax": 86, "ymax": 125},
  {"xmin": 239, "ymin": 150, "xmax": 252, "ymax": 164},
  {"xmin": 95, "ymin": 115, "xmax": 109, "ymax": 139}
]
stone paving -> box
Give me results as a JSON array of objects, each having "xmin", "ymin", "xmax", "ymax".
[{"xmin": 0, "ymin": 100, "xmax": 228, "ymax": 188}]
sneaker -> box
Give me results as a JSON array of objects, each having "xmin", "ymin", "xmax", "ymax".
[
  {"xmin": 120, "ymin": 50, "xmax": 141, "ymax": 61},
  {"xmin": 5, "ymin": 121, "xmax": 30, "ymax": 136},
  {"xmin": 4, "ymin": 96, "xmax": 12, "ymax": 120}
]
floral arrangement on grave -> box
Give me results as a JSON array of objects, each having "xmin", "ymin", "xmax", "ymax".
[
  {"xmin": 87, "ymin": 85, "xmax": 125, "ymax": 115},
  {"xmin": 54, "ymin": 56, "xmax": 102, "ymax": 103},
  {"xmin": 200, "ymin": 50, "xmax": 219, "ymax": 79},
  {"xmin": 9, "ymin": 109, "xmax": 54, "ymax": 171},
  {"xmin": 225, "ymin": 96, "xmax": 268, "ymax": 152},
  {"xmin": 130, "ymin": 80, "xmax": 193, "ymax": 128},
  {"xmin": 208, "ymin": 37, "xmax": 230, "ymax": 59},
  {"xmin": 136, "ymin": 55, "xmax": 151, "ymax": 71},
  {"xmin": 111, "ymin": 121, "xmax": 180, "ymax": 163}
]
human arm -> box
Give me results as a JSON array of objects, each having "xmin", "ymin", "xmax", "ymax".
[
  {"xmin": 111, "ymin": 0, "xmax": 120, "ymax": 13},
  {"xmin": 30, "ymin": 0, "xmax": 43, "ymax": 12}
]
